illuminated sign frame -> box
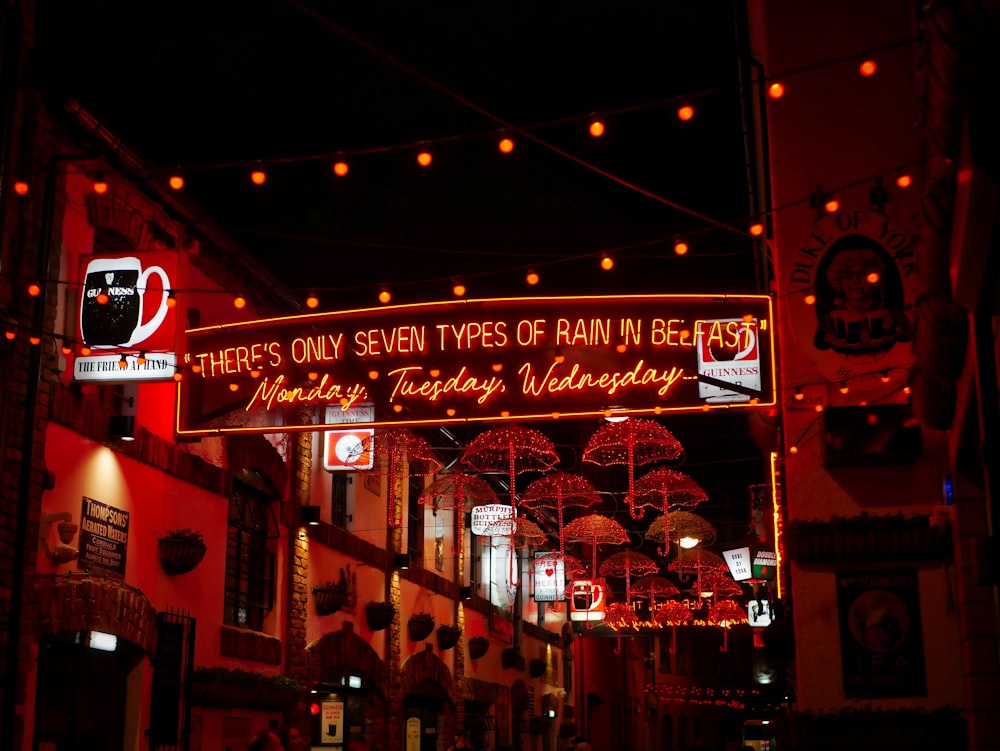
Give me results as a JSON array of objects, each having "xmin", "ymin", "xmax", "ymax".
[{"xmin": 177, "ymin": 294, "xmax": 775, "ymax": 435}]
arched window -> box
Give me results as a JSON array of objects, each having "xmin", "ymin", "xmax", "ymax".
[{"xmin": 224, "ymin": 471, "xmax": 277, "ymax": 631}]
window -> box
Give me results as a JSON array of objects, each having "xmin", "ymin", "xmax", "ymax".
[
  {"xmin": 224, "ymin": 476, "xmax": 275, "ymax": 631},
  {"xmin": 406, "ymin": 475, "xmax": 424, "ymax": 564},
  {"xmin": 331, "ymin": 474, "xmax": 348, "ymax": 528}
]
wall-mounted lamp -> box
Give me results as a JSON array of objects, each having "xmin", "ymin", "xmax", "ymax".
[
  {"xmin": 392, "ymin": 553, "xmax": 411, "ymax": 570},
  {"xmin": 40, "ymin": 511, "xmax": 78, "ymax": 564},
  {"xmin": 459, "ymin": 585, "xmax": 473, "ymax": 600},
  {"xmin": 108, "ymin": 415, "xmax": 135, "ymax": 442},
  {"xmin": 302, "ymin": 505, "xmax": 321, "ymax": 526}
]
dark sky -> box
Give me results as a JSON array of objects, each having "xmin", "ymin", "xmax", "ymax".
[{"xmin": 32, "ymin": 0, "xmax": 762, "ymax": 307}]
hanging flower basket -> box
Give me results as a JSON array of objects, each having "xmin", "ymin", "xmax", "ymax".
[
  {"xmin": 501, "ymin": 647, "xmax": 525, "ymax": 671},
  {"xmin": 313, "ymin": 584, "xmax": 350, "ymax": 615},
  {"xmin": 157, "ymin": 530, "xmax": 207, "ymax": 575},
  {"xmin": 528, "ymin": 658, "xmax": 547, "ymax": 678},
  {"xmin": 365, "ymin": 601, "xmax": 396, "ymax": 631},
  {"xmin": 436, "ymin": 624, "xmax": 462, "ymax": 650},
  {"xmin": 407, "ymin": 613, "xmax": 436, "ymax": 641},
  {"xmin": 468, "ymin": 636, "xmax": 490, "ymax": 659}
]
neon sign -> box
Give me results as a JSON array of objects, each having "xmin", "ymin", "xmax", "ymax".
[{"xmin": 177, "ymin": 295, "xmax": 775, "ymax": 435}]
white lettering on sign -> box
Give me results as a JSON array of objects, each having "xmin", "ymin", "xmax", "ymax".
[{"xmin": 470, "ymin": 504, "xmax": 514, "ymax": 535}]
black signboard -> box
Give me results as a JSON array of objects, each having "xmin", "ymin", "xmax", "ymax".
[
  {"xmin": 78, "ymin": 496, "xmax": 129, "ymax": 580},
  {"xmin": 837, "ymin": 568, "xmax": 926, "ymax": 697}
]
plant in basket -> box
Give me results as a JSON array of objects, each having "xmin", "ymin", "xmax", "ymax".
[
  {"xmin": 158, "ymin": 529, "xmax": 207, "ymax": 575},
  {"xmin": 407, "ymin": 611, "xmax": 436, "ymax": 641},
  {"xmin": 365, "ymin": 601, "xmax": 397, "ymax": 631},
  {"xmin": 436, "ymin": 624, "xmax": 462, "ymax": 650}
]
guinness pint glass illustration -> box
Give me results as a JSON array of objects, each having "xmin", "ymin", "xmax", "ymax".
[{"xmin": 80, "ymin": 256, "xmax": 170, "ymax": 348}]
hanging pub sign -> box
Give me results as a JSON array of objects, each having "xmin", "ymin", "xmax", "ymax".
[
  {"xmin": 533, "ymin": 553, "xmax": 566, "ymax": 603},
  {"xmin": 569, "ymin": 578, "xmax": 607, "ymax": 622},
  {"xmin": 177, "ymin": 294, "xmax": 775, "ymax": 435},
  {"xmin": 470, "ymin": 504, "xmax": 514, "ymax": 536},
  {"xmin": 73, "ymin": 251, "xmax": 182, "ymax": 383}
]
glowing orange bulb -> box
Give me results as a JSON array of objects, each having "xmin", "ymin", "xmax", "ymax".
[
  {"xmin": 166, "ymin": 293, "xmax": 177, "ymax": 308},
  {"xmin": 498, "ymin": 138, "xmax": 514, "ymax": 154},
  {"xmin": 600, "ymin": 255, "xmax": 614, "ymax": 271},
  {"xmin": 81, "ymin": 346, "xmax": 91, "ymax": 355},
  {"xmin": 616, "ymin": 343, "xmax": 627, "ymax": 353},
  {"xmin": 250, "ymin": 367, "xmax": 261, "ymax": 378},
  {"xmin": 4, "ymin": 331, "xmax": 15, "ymax": 340},
  {"xmin": 250, "ymin": 170, "xmax": 266, "ymax": 185},
  {"xmin": 896, "ymin": 174, "xmax": 912, "ymax": 188},
  {"xmin": 452, "ymin": 282, "xmax": 466, "ymax": 297},
  {"xmin": 417, "ymin": 152, "xmax": 432, "ymax": 167},
  {"xmin": 168, "ymin": 175, "xmax": 184, "ymax": 190},
  {"xmin": 859, "ymin": 60, "xmax": 877, "ymax": 77},
  {"xmin": 814, "ymin": 404, "xmax": 824, "ymax": 412},
  {"xmin": 866, "ymin": 271, "xmax": 880, "ymax": 284},
  {"xmin": 333, "ymin": 161, "xmax": 349, "ymax": 177},
  {"xmin": 378, "ymin": 289, "xmax": 391, "ymax": 304},
  {"xmin": 500, "ymin": 410, "xmax": 510, "ymax": 417},
  {"xmin": 192, "ymin": 363, "xmax": 202, "ymax": 374},
  {"xmin": 804, "ymin": 293, "xmax": 816, "ymax": 305},
  {"xmin": 393, "ymin": 403, "xmax": 403, "ymax": 413},
  {"xmin": 824, "ymin": 199, "xmax": 839, "ymax": 213},
  {"xmin": 526, "ymin": 271, "xmax": 539, "ymax": 286},
  {"xmin": 903, "ymin": 385, "xmax": 911, "ymax": 395},
  {"xmin": 14, "ymin": 181, "xmax": 28, "ymax": 195},
  {"xmin": 794, "ymin": 391, "xmax": 804, "ymax": 401},
  {"xmin": 29, "ymin": 336, "xmax": 40, "ymax": 345},
  {"xmin": 768, "ymin": 82, "xmax": 785, "ymax": 99},
  {"xmin": 368, "ymin": 369, "xmax": 379, "ymax": 380},
  {"xmin": 839, "ymin": 382, "xmax": 849, "ymax": 394},
  {"xmin": 308, "ymin": 371, "xmax": 319, "ymax": 381},
  {"xmin": 306, "ymin": 294, "xmax": 319, "ymax": 309},
  {"xmin": 749, "ymin": 223, "xmax": 764, "ymax": 236},
  {"xmin": 61, "ymin": 344, "xmax": 72, "ymax": 355},
  {"xmin": 446, "ymin": 408, "xmax": 456, "ymax": 417},
  {"xmin": 589, "ymin": 120, "xmax": 605, "ymax": 137},
  {"xmin": 173, "ymin": 371, "xmax": 183, "ymax": 382},
  {"xmin": 674, "ymin": 241, "xmax": 688, "ymax": 256},
  {"xmin": 554, "ymin": 351, "xmax": 565, "ymax": 364},
  {"xmin": 93, "ymin": 179, "xmax": 108, "ymax": 194},
  {"xmin": 229, "ymin": 382, "xmax": 239, "ymax": 392},
  {"xmin": 551, "ymin": 412, "xmax": 560, "ymax": 419},
  {"xmin": 880, "ymin": 372, "xmax": 891, "ymax": 383},
  {"xmin": 97, "ymin": 292, "xmax": 109, "ymax": 305},
  {"xmin": 118, "ymin": 356, "xmax": 128, "ymax": 370},
  {"xmin": 702, "ymin": 404, "xmax": 711, "ymax": 412},
  {"xmin": 789, "ymin": 446, "xmax": 799, "ymax": 454},
  {"xmin": 492, "ymin": 361, "xmax": 503, "ymax": 372},
  {"xmin": 27, "ymin": 283, "xmax": 41, "ymax": 297},
  {"xmin": 233, "ymin": 295, "xmax": 247, "ymax": 309},
  {"xmin": 429, "ymin": 369, "xmax": 441, "ymax": 378},
  {"xmin": 677, "ymin": 105, "xmax": 694, "ymax": 121}
]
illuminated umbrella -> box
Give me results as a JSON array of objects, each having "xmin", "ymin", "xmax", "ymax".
[
  {"xmin": 668, "ymin": 548, "xmax": 728, "ymax": 584},
  {"xmin": 461, "ymin": 425, "xmax": 559, "ymax": 510},
  {"xmin": 532, "ymin": 551, "xmax": 587, "ymax": 578},
  {"xmin": 646, "ymin": 511, "xmax": 717, "ymax": 557},
  {"xmin": 582, "ymin": 419, "xmax": 683, "ymax": 519},
  {"xmin": 707, "ymin": 599, "xmax": 747, "ymax": 652},
  {"xmin": 361, "ymin": 428, "xmax": 442, "ymax": 528},
  {"xmin": 482, "ymin": 514, "xmax": 547, "ymax": 590},
  {"xmin": 605, "ymin": 601, "xmax": 639, "ymax": 654},
  {"xmin": 520, "ymin": 473, "xmax": 601, "ymax": 556},
  {"xmin": 599, "ymin": 550, "xmax": 660, "ymax": 603},
  {"xmin": 419, "ymin": 471, "xmax": 499, "ymax": 557},
  {"xmin": 627, "ymin": 574, "xmax": 680, "ymax": 605},
  {"xmin": 692, "ymin": 570, "xmax": 742, "ymax": 603},
  {"xmin": 561, "ymin": 513, "xmax": 629, "ymax": 578},
  {"xmin": 634, "ymin": 469, "xmax": 709, "ymax": 553},
  {"xmin": 652, "ymin": 600, "xmax": 693, "ymax": 655}
]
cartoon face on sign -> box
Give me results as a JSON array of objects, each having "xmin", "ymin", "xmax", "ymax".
[{"xmin": 80, "ymin": 256, "xmax": 171, "ymax": 348}]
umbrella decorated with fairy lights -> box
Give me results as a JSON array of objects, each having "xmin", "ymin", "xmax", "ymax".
[
  {"xmin": 520, "ymin": 473, "xmax": 601, "ymax": 556},
  {"xmin": 707, "ymin": 599, "xmax": 747, "ymax": 651},
  {"xmin": 582, "ymin": 419, "xmax": 684, "ymax": 519},
  {"xmin": 461, "ymin": 425, "xmax": 559, "ymax": 510},
  {"xmin": 599, "ymin": 550, "xmax": 660, "ymax": 604},
  {"xmin": 668, "ymin": 547, "xmax": 728, "ymax": 584},
  {"xmin": 561, "ymin": 513, "xmax": 629, "ymax": 578},
  {"xmin": 646, "ymin": 511, "xmax": 717, "ymax": 557},
  {"xmin": 481, "ymin": 513, "xmax": 548, "ymax": 587},
  {"xmin": 360, "ymin": 428, "xmax": 442, "ymax": 528},
  {"xmin": 605, "ymin": 601, "xmax": 640, "ymax": 654},
  {"xmin": 652, "ymin": 599, "xmax": 694, "ymax": 656},
  {"xmin": 692, "ymin": 570, "xmax": 742, "ymax": 603},
  {"xmin": 419, "ymin": 471, "xmax": 498, "ymax": 558},
  {"xmin": 627, "ymin": 574, "xmax": 680, "ymax": 605},
  {"xmin": 634, "ymin": 469, "xmax": 709, "ymax": 553}
]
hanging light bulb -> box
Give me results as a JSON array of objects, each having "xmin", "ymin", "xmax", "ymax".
[
  {"xmin": 804, "ymin": 293, "xmax": 816, "ymax": 305},
  {"xmin": 589, "ymin": 119, "xmax": 605, "ymax": 137},
  {"xmin": 768, "ymin": 82, "xmax": 785, "ymax": 99},
  {"xmin": 452, "ymin": 280, "xmax": 466, "ymax": 297},
  {"xmin": 93, "ymin": 172, "xmax": 108, "ymax": 194},
  {"xmin": 305, "ymin": 292, "xmax": 320, "ymax": 309},
  {"xmin": 491, "ymin": 358, "xmax": 503, "ymax": 373},
  {"xmin": 136, "ymin": 351, "xmax": 147, "ymax": 366},
  {"xmin": 29, "ymin": 335, "xmax": 41, "ymax": 346},
  {"xmin": 673, "ymin": 240, "xmax": 689, "ymax": 256},
  {"xmin": 333, "ymin": 161, "xmax": 349, "ymax": 177},
  {"xmin": 859, "ymin": 59, "xmax": 877, "ymax": 77},
  {"xmin": 233, "ymin": 295, "xmax": 247, "ymax": 309},
  {"xmin": 14, "ymin": 180, "xmax": 29, "ymax": 195},
  {"xmin": 839, "ymin": 381, "xmax": 849, "ymax": 394},
  {"xmin": 896, "ymin": 174, "xmax": 913, "ymax": 188},
  {"xmin": 166, "ymin": 290, "xmax": 177, "ymax": 308},
  {"xmin": 229, "ymin": 382, "xmax": 239, "ymax": 392},
  {"xmin": 498, "ymin": 137, "xmax": 514, "ymax": 154},
  {"xmin": 173, "ymin": 368, "xmax": 183, "ymax": 382},
  {"xmin": 97, "ymin": 292, "xmax": 109, "ymax": 304},
  {"xmin": 677, "ymin": 105, "xmax": 694, "ymax": 121},
  {"xmin": 27, "ymin": 283, "xmax": 41, "ymax": 297},
  {"xmin": 553, "ymin": 348, "xmax": 565, "ymax": 364},
  {"xmin": 368, "ymin": 369, "xmax": 380, "ymax": 380},
  {"xmin": 168, "ymin": 174, "xmax": 185, "ymax": 190},
  {"xmin": 61, "ymin": 341, "xmax": 73, "ymax": 355},
  {"xmin": 600, "ymin": 254, "xmax": 614, "ymax": 271},
  {"xmin": 4, "ymin": 329, "xmax": 15, "ymax": 341},
  {"xmin": 250, "ymin": 169, "xmax": 267, "ymax": 185},
  {"xmin": 118, "ymin": 354, "xmax": 128, "ymax": 370},
  {"xmin": 749, "ymin": 222, "xmax": 765, "ymax": 237},
  {"xmin": 794, "ymin": 387, "xmax": 804, "ymax": 402},
  {"xmin": 378, "ymin": 288, "xmax": 392, "ymax": 304},
  {"xmin": 417, "ymin": 152, "xmax": 433, "ymax": 167},
  {"xmin": 824, "ymin": 199, "xmax": 839, "ymax": 213},
  {"xmin": 526, "ymin": 270, "xmax": 539, "ymax": 286}
]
